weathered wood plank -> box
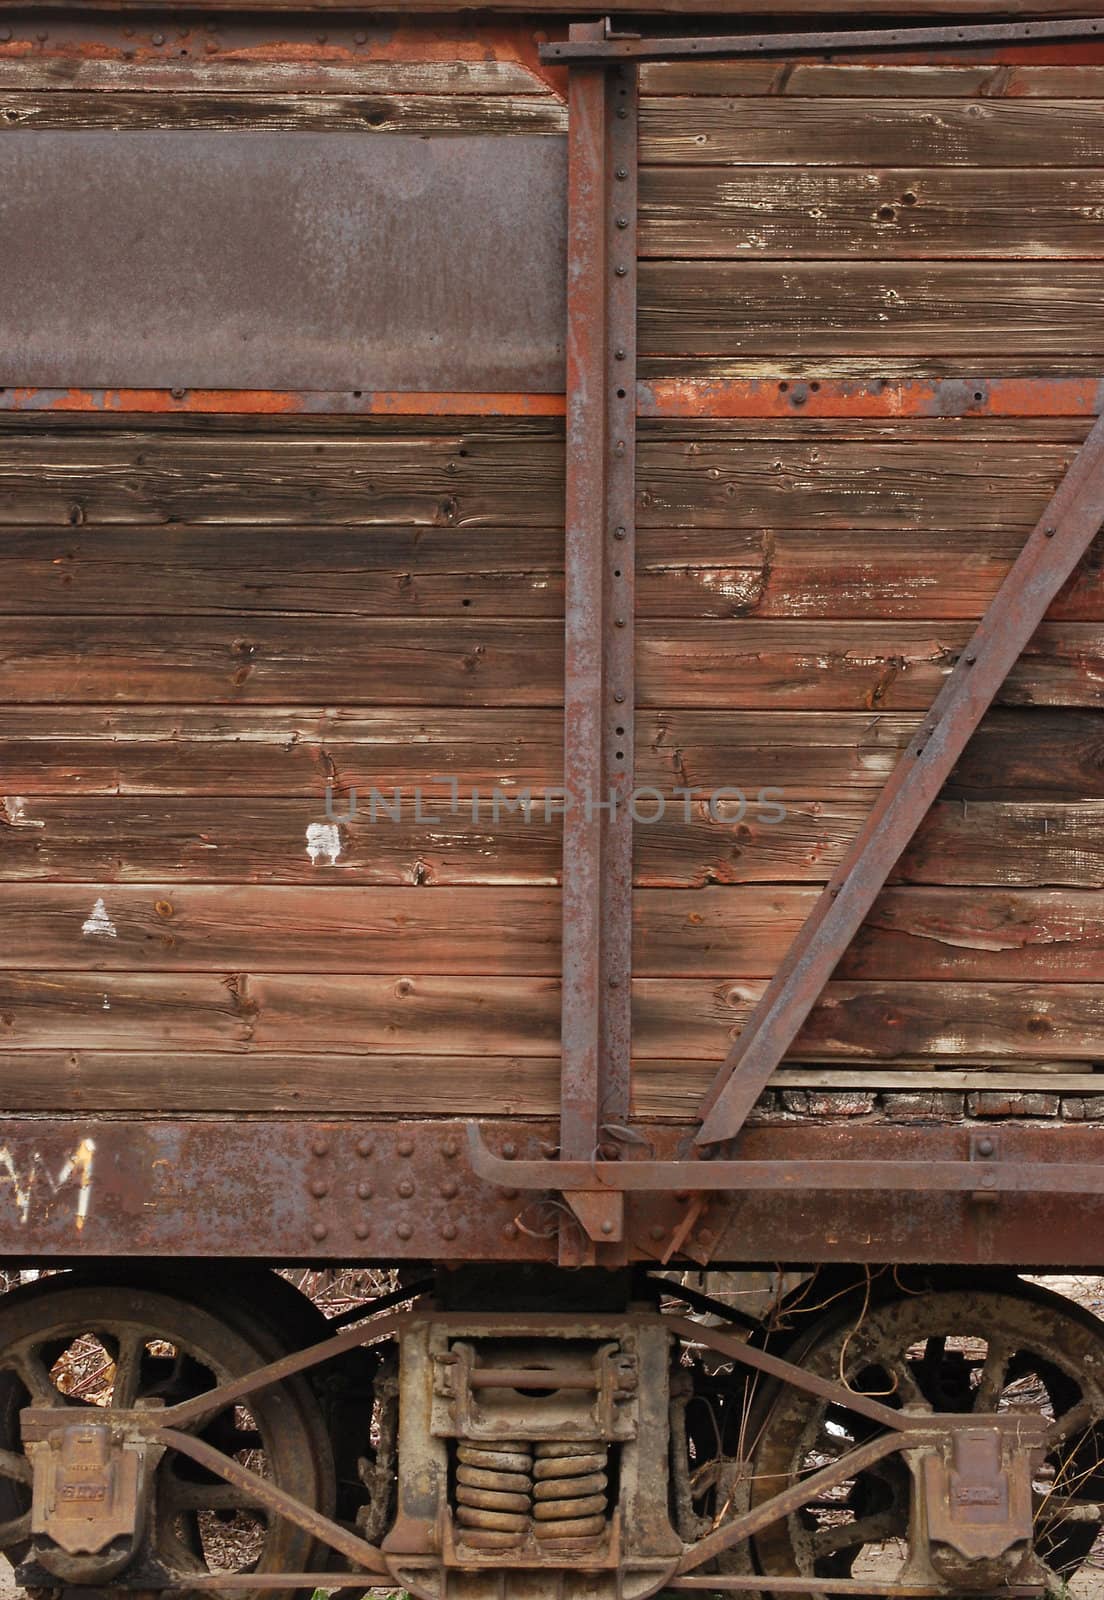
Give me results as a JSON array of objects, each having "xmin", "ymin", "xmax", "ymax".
[
  {"xmin": 637, "ymin": 439, "xmax": 1077, "ymax": 529},
  {"xmin": 639, "ymin": 261, "xmax": 1104, "ymax": 358},
  {"xmin": 0, "ymin": 972, "xmax": 1101, "ymax": 1060},
  {"xmin": 0, "ymin": 617, "xmax": 1098, "ymax": 707},
  {"xmin": 642, "ymin": 97, "xmax": 1104, "ymax": 166},
  {"xmin": 639, "ymin": 62, "xmax": 1104, "ymax": 96},
  {"xmin": 0, "ymin": 433, "xmax": 1084, "ymax": 532},
  {"xmin": 3, "ymin": 709, "xmax": 1097, "ymax": 798},
  {"xmin": 3, "ymin": 796, "xmax": 1102, "ymax": 889},
  {"xmin": 8, "ymin": 523, "xmax": 1104, "ymax": 623},
  {"xmin": 6, "ymin": 883, "xmax": 1101, "ymax": 981},
  {"xmin": 0, "ymin": 90, "xmax": 566, "ymax": 132},
  {"xmin": 638, "ymin": 167, "xmax": 1104, "ymax": 258},
  {"xmin": 0, "ymin": 1053, "xmax": 1095, "ymax": 1118},
  {"xmin": 0, "ymin": 58, "xmax": 550, "ymax": 95},
  {"xmin": 0, "ymin": 431, "xmax": 565, "ymax": 526}
]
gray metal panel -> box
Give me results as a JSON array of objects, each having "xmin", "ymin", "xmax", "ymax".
[{"xmin": 0, "ymin": 131, "xmax": 566, "ymax": 392}]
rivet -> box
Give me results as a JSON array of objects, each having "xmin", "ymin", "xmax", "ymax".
[
  {"xmin": 310, "ymin": 1179, "xmax": 329, "ymax": 1199},
  {"xmin": 397, "ymin": 1221, "xmax": 413, "ymax": 1240},
  {"xmin": 614, "ymin": 348, "xmax": 626, "ymax": 361},
  {"xmin": 616, "ymin": 105, "xmax": 629, "ymax": 119},
  {"xmin": 440, "ymin": 1179, "xmax": 459, "ymax": 1199},
  {"xmin": 357, "ymin": 1137, "xmax": 374, "ymax": 1158},
  {"xmin": 615, "ymin": 165, "xmax": 629, "ymax": 180},
  {"xmin": 36, "ymin": 29, "xmax": 48, "ymax": 41},
  {"xmin": 311, "ymin": 1137, "xmax": 329, "ymax": 1159},
  {"xmin": 441, "ymin": 1221, "xmax": 458, "ymax": 1240},
  {"xmin": 601, "ymin": 1220, "xmax": 614, "ymax": 1235},
  {"xmin": 311, "ymin": 1221, "xmax": 328, "ymax": 1242},
  {"xmin": 698, "ymin": 1229, "xmax": 714, "ymax": 1245},
  {"xmin": 977, "ymin": 1136, "xmax": 995, "ymax": 1157},
  {"xmin": 357, "ymin": 1181, "xmax": 374, "ymax": 1201},
  {"xmin": 354, "ymin": 29, "xmax": 368, "ymax": 43},
  {"xmin": 151, "ymin": 32, "xmax": 165, "ymax": 45},
  {"xmin": 170, "ymin": 387, "xmax": 186, "ymax": 400},
  {"xmin": 615, "ymin": 617, "xmax": 626, "ymax": 628},
  {"xmin": 965, "ymin": 654, "xmax": 977, "ymax": 665},
  {"xmin": 398, "ymin": 1179, "xmax": 415, "ymax": 1199},
  {"xmin": 981, "ymin": 1173, "xmax": 997, "ymax": 1189},
  {"xmin": 650, "ymin": 1224, "xmax": 666, "ymax": 1241},
  {"xmin": 397, "ymin": 1138, "xmax": 414, "ymax": 1157},
  {"xmin": 502, "ymin": 1142, "xmax": 517, "ymax": 1159},
  {"xmin": 608, "ymin": 976, "xmax": 619, "ymax": 988},
  {"xmin": 1045, "ymin": 526, "xmax": 1057, "ymax": 538},
  {"xmin": 502, "ymin": 1222, "xmax": 518, "ymax": 1240},
  {"xmin": 613, "ymin": 692, "xmax": 625, "ymax": 704},
  {"xmin": 613, "ymin": 526, "xmax": 627, "ymax": 539},
  {"xmin": 615, "ymin": 265, "xmax": 628, "ymax": 277},
  {"xmin": 615, "ymin": 216, "xmax": 629, "ymax": 229},
  {"xmin": 442, "ymin": 1137, "xmax": 459, "ymax": 1158},
  {"xmin": 354, "ymin": 1221, "xmax": 370, "ymax": 1240}
]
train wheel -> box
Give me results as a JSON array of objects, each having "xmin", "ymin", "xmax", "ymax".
[
  {"xmin": 0, "ymin": 1283, "xmax": 333, "ymax": 1598},
  {"xmin": 747, "ymin": 1282, "xmax": 1104, "ymax": 1596}
]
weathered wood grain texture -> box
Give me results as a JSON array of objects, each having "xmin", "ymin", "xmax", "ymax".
[
  {"xmin": 0, "ymin": 617, "xmax": 1098, "ymax": 707},
  {"xmin": 641, "ymin": 97, "xmax": 1104, "ymax": 165},
  {"xmin": 0, "ymin": 90, "xmax": 566, "ymax": 132},
  {"xmin": 640, "ymin": 62, "xmax": 1104, "ymax": 96},
  {"xmin": 0, "ymin": 972, "xmax": 1100, "ymax": 1060},
  {"xmin": 3, "ymin": 708, "xmax": 1099, "ymax": 797},
  {"xmin": 639, "ymin": 262, "xmax": 1104, "ymax": 360},
  {"xmin": 6, "ymin": 523, "xmax": 1104, "ymax": 621},
  {"xmin": 4, "ymin": 796, "xmax": 1103, "ymax": 889},
  {"xmin": 0, "ymin": 1054, "xmax": 1095, "ymax": 1117},
  {"xmin": 638, "ymin": 166, "xmax": 1104, "ymax": 258},
  {"xmin": 0, "ymin": 433, "xmax": 1084, "ymax": 530},
  {"xmin": 5, "ymin": 883, "xmax": 1103, "ymax": 981},
  {"xmin": 0, "ymin": 58, "xmax": 551, "ymax": 94}
]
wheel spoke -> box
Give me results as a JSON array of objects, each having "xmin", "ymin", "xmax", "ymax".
[
  {"xmin": 973, "ymin": 1339, "xmax": 1012, "ymax": 1413},
  {"xmin": 10, "ymin": 1349, "xmax": 60, "ymax": 1407},
  {"xmin": 812, "ymin": 1510, "xmax": 902, "ymax": 1556},
  {"xmin": 110, "ymin": 1330, "xmax": 147, "ymax": 1410},
  {"xmin": 0, "ymin": 1449, "xmax": 31, "ymax": 1486},
  {"xmin": 1049, "ymin": 1398, "xmax": 1097, "ymax": 1450},
  {"xmin": 0, "ymin": 1511, "xmax": 31, "ymax": 1549},
  {"xmin": 1036, "ymin": 1495, "xmax": 1104, "ymax": 1526},
  {"xmin": 167, "ymin": 1481, "xmax": 267, "ymax": 1513}
]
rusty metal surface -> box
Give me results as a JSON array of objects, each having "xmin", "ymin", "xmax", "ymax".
[
  {"xmin": 0, "ymin": 131, "xmax": 565, "ymax": 393},
  {"xmin": 695, "ymin": 408, "xmax": 1104, "ymax": 1148},
  {"xmin": 638, "ymin": 377, "xmax": 1104, "ymax": 420},
  {"xmin": 558, "ymin": 34, "xmax": 638, "ymax": 1265},
  {"xmin": 542, "ymin": 15, "xmax": 1104, "ymax": 64},
  {"xmin": 0, "ymin": 1118, "xmax": 1104, "ymax": 1267}
]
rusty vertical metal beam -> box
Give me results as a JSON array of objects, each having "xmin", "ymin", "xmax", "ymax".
[
  {"xmin": 694, "ymin": 410, "xmax": 1104, "ymax": 1148},
  {"xmin": 559, "ymin": 24, "xmax": 638, "ymax": 1257}
]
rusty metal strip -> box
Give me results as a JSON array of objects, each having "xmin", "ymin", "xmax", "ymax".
[
  {"xmin": 694, "ymin": 408, "xmax": 1104, "ymax": 1148},
  {"xmin": 667, "ymin": 1582, "xmax": 1043, "ymax": 1595},
  {"xmin": 558, "ymin": 28, "xmax": 638, "ymax": 1259},
  {"xmin": 638, "ymin": 377, "xmax": 1104, "ymax": 421},
  {"xmin": 154, "ymin": 1428, "xmax": 391, "ymax": 1575},
  {"xmin": 0, "ymin": 388, "xmax": 567, "ymax": 417},
  {"xmin": 543, "ymin": 16, "xmax": 1104, "ymax": 65}
]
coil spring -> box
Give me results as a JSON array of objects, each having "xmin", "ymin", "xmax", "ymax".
[
  {"xmin": 532, "ymin": 1440, "xmax": 609, "ymax": 1540},
  {"xmin": 454, "ymin": 1442, "xmax": 533, "ymax": 1548}
]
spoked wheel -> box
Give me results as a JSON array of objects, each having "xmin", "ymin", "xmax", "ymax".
[
  {"xmin": 0, "ymin": 1282, "xmax": 334, "ymax": 1598},
  {"xmin": 747, "ymin": 1282, "xmax": 1104, "ymax": 1597}
]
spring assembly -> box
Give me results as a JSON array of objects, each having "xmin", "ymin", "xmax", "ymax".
[
  {"xmin": 454, "ymin": 1442, "xmax": 534, "ymax": 1548},
  {"xmin": 532, "ymin": 1440, "xmax": 609, "ymax": 1540}
]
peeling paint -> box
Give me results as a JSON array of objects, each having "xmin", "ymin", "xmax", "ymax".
[{"xmin": 0, "ymin": 1139, "xmax": 95, "ymax": 1229}]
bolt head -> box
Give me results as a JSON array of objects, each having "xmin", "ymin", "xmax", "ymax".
[
  {"xmin": 311, "ymin": 1221, "xmax": 328, "ymax": 1242},
  {"xmin": 354, "ymin": 1221, "xmax": 370, "ymax": 1240},
  {"xmin": 357, "ymin": 1137, "xmax": 374, "ymax": 1158},
  {"xmin": 397, "ymin": 1221, "xmax": 413, "ymax": 1240},
  {"xmin": 397, "ymin": 1138, "xmax": 414, "ymax": 1157},
  {"xmin": 311, "ymin": 1137, "xmax": 330, "ymax": 1159}
]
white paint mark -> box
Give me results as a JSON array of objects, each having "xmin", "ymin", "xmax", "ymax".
[
  {"xmin": 0, "ymin": 1138, "xmax": 95, "ymax": 1229},
  {"xmin": 306, "ymin": 822, "xmax": 342, "ymax": 866},
  {"xmin": 81, "ymin": 897, "xmax": 117, "ymax": 938}
]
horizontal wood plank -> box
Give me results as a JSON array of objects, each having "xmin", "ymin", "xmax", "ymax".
[
  {"xmin": 0, "ymin": 90, "xmax": 566, "ymax": 132},
  {"xmin": 3, "ymin": 796, "xmax": 1103, "ymax": 889},
  {"xmin": 0, "ymin": 971, "xmax": 1100, "ymax": 1060},
  {"xmin": 638, "ymin": 166, "xmax": 1104, "ymax": 258},
  {"xmin": 640, "ymin": 62, "xmax": 1104, "ymax": 96},
  {"xmin": 6, "ymin": 523, "xmax": 1104, "ymax": 622},
  {"xmin": 0, "ymin": 1053, "xmax": 1095, "ymax": 1117},
  {"xmin": 639, "ymin": 261, "xmax": 1104, "ymax": 359},
  {"xmin": 2, "ymin": 708, "xmax": 1099, "ymax": 797},
  {"xmin": 0, "ymin": 617, "xmax": 1098, "ymax": 708},
  {"xmin": 642, "ymin": 97, "xmax": 1104, "ymax": 166},
  {"xmin": 4, "ymin": 883, "xmax": 1101, "ymax": 981}
]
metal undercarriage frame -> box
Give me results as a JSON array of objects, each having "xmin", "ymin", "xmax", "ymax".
[{"xmin": 11, "ymin": 1296, "xmax": 1060, "ymax": 1597}]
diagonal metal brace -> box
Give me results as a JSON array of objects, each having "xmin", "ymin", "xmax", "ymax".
[{"xmin": 695, "ymin": 409, "xmax": 1104, "ymax": 1148}]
